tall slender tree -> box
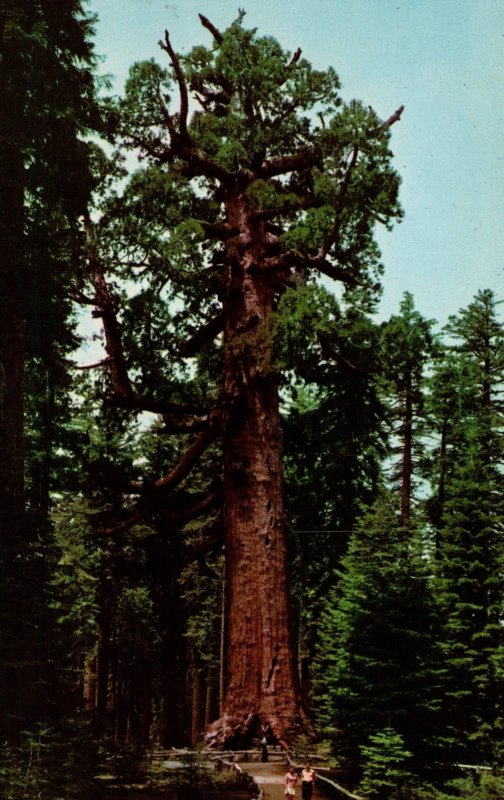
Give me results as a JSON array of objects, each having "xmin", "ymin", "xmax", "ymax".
[
  {"xmin": 380, "ymin": 292, "xmax": 437, "ymax": 527},
  {"xmin": 432, "ymin": 290, "xmax": 504, "ymax": 762},
  {"xmin": 0, "ymin": 0, "xmax": 99, "ymax": 736},
  {"xmin": 314, "ymin": 493, "xmax": 443, "ymax": 778}
]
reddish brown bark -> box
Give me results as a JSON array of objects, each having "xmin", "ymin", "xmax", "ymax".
[{"xmin": 207, "ymin": 192, "xmax": 309, "ymax": 748}]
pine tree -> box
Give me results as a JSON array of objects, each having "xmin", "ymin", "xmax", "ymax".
[
  {"xmin": 314, "ymin": 494, "xmax": 442, "ymax": 775},
  {"xmin": 432, "ymin": 290, "xmax": 504, "ymax": 763},
  {"xmin": 276, "ymin": 282, "xmax": 388, "ymax": 708},
  {"xmin": 380, "ymin": 292, "xmax": 438, "ymax": 527}
]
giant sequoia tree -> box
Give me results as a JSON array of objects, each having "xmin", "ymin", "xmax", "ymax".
[{"xmin": 82, "ymin": 12, "xmax": 403, "ymax": 746}]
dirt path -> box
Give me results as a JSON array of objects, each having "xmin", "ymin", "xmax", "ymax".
[{"xmin": 240, "ymin": 763, "xmax": 323, "ymax": 800}]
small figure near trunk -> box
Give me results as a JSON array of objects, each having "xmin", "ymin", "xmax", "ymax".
[
  {"xmin": 260, "ymin": 735, "xmax": 268, "ymax": 762},
  {"xmin": 285, "ymin": 764, "xmax": 299, "ymax": 796},
  {"xmin": 301, "ymin": 763, "xmax": 315, "ymax": 800}
]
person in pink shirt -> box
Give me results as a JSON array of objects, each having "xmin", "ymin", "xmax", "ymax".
[{"xmin": 285, "ymin": 764, "xmax": 299, "ymax": 796}]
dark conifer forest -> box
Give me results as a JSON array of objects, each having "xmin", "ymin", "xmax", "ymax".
[{"xmin": 1, "ymin": 4, "xmax": 503, "ymax": 799}]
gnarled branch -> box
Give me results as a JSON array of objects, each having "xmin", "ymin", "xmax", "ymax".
[
  {"xmin": 159, "ymin": 29, "xmax": 190, "ymax": 140},
  {"xmin": 378, "ymin": 104, "xmax": 405, "ymax": 132},
  {"xmin": 81, "ymin": 213, "xmax": 203, "ymax": 418},
  {"xmin": 262, "ymin": 250, "xmax": 358, "ymax": 287},
  {"xmin": 102, "ymin": 486, "xmax": 221, "ymax": 537},
  {"xmin": 149, "ymin": 417, "xmax": 219, "ymax": 493},
  {"xmin": 258, "ymin": 146, "xmax": 318, "ymax": 179},
  {"xmin": 199, "ymin": 13, "xmax": 223, "ymax": 44}
]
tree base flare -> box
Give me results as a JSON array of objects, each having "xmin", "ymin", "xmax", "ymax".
[{"xmin": 205, "ymin": 709, "xmax": 314, "ymax": 750}]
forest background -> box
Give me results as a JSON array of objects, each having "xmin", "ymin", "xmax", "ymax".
[{"xmin": 1, "ymin": 2, "xmax": 503, "ymax": 800}]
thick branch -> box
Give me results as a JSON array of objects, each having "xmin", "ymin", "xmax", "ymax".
[
  {"xmin": 102, "ymin": 421, "xmax": 220, "ymax": 537},
  {"xmin": 179, "ymin": 311, "xmax": 225, "ymax": 357},
  {"xmin": 149, "ymin": 418, "xmax": 218, "ymax": 492},
  {"xmin": 162, "ymin": 413, "xmax": 211, "ymax": 434},
  {"xmin": 318, "ymin": 334, "xmax": 367, "ymax": 373},
  {"xmin": 84, "ymin": 213, "xmax": 135, "ymax": 403},
  {"xmin": 181, "ymin": 145, "xmax": 235, "ymax": 183},
  {"xmin": 378, "ymin": 104, "xmax": 405, "ymax": 132},
  {"xmin": 113, "ymin": 393, "xmax": 201, "ymax": 417},
  {"xmin": 199, "ymin": 13, "xmax": 223, "ymax": 44},
  {"xmin": 314, "ymin": 258, "xmax": 358, "ymax": 286},
  {"xmin": 69, "ymin": 289, "xmax": 99, "ymax": 306},
  {"xmin": 200, "ymin": 220, "xmax": 239, "ymax": 240},
  {"xmin": 75, "ymin": 358, "xmax": 113, "ymax": 371},
  {"xmin": 258, "ymin": 147, "xmax": 318, "ymax": 179},
  {"xmin": 102, "ymin": 487, "xmax": 221, "ymax": 537},
  {"xmin": 262, "ymin": 250, "xmax": 358, "ymax": 287}
]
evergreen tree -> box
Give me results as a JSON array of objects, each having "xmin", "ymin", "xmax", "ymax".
[
  {"xmin": 380, "ymin": 292, "xmax": 438, "ymax": 527},
  {"xmin": 277, "ymin": 283, "xmax": 388, "ymax": 707},
  {"xmin": 314, "ymin": 493, "xmax": 442, "ymax": 775},
  {"xmin": 78, "ymin": 11, "xmax": 403, "ymax": 746},
  {"xmin": 432, "ymin": 290, "xmax": 504, "ymax": 763},
  {"xmin": 0, "ymin": 0, "xmax": 100, "ymax": 737},
  {"xmin": 359, "ymin": 727, "xmax": 414, "ymax": 800}
]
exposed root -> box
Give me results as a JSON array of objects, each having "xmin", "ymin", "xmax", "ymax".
[{"xmin": 205, "ymin": 709, "xmax": 313, "ymax": 751}]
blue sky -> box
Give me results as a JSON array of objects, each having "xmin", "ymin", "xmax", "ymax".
[{"xmin": 88, "ymin": 0, "xmax": 504, "ymax": 328}]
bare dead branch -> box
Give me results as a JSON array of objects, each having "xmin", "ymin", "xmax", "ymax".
[
  {"xmin": 159, "ymin": 29, "xmax": 189, "ymax": 140},
  {"xmin": 199, "ymin": 13, "xmax": 223, "ymax": 44},
  {"xmin": 288, "ymin": 47, "xmax": 302, "ymax": 67},
  {"xmin": 380, "ymin": 104, "xmax": 405, "ymax": 131}
]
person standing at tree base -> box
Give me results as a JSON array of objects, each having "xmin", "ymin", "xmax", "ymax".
[
  {"xmin": 261, "ymin": 735, "xmax": 268, "ymax": 762},
  {"xmin": 301, "ymin": 763, "xmax": 315, "ymax": 800}
]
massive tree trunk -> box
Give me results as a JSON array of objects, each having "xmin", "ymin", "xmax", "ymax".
[{"xmin": 208, "ymin": 194, "xmax": 308, "ymax": 747}]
